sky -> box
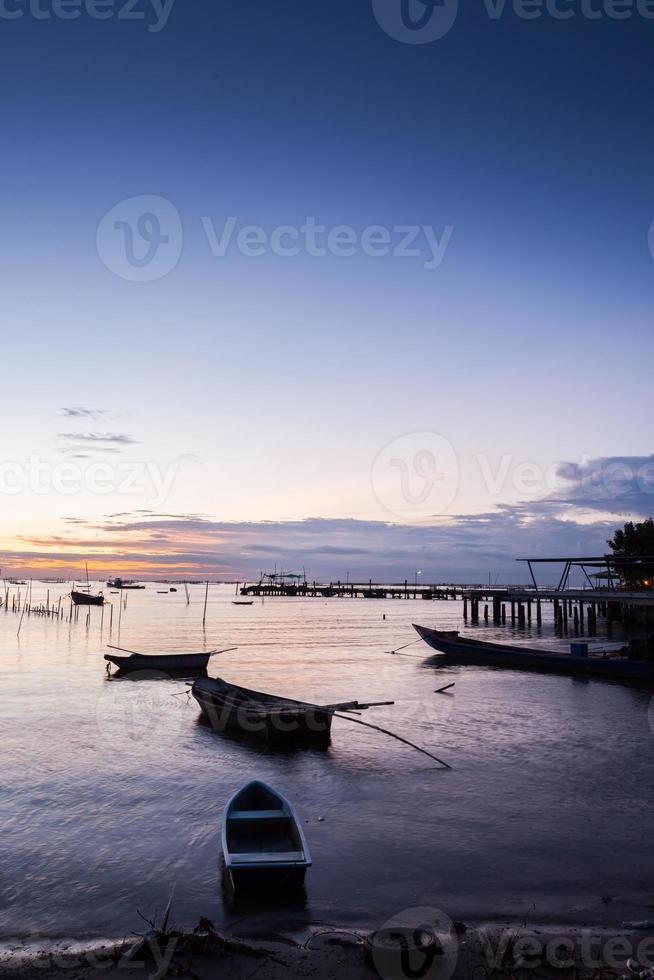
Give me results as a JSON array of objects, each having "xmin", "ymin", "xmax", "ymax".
[{"xmin": 0, "ymin": 0, "xmax": 653, "ymax": 582}]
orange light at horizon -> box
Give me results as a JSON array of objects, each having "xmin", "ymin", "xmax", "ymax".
[{"xmin": 0, "ymin": 555, "xmax": 230, "ymax": 576}]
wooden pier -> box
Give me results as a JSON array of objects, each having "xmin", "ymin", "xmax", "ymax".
[
  {"xmin": 460, "ymin": 586, "xmax": 654, "ymax": 634},
  {"xmin": 239, "ymin": 556, "xmax": 654, "ymax": 636},
  {"xmin": 239, "ymin": 580, "xmax": 458, "ymax": 600}
]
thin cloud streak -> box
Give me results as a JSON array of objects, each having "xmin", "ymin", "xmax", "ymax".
[
  {"xmin": 61, "ymin": 407, "xmax": 109, "ymax": 420},
  {"xmin": 58, "ymin": 432, "xmax": 138, "ymax": 445}
]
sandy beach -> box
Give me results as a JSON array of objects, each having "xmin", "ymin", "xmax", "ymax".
[{"xmin": 2, "ymin": 919, "xmax": 654, "ymax": 980}]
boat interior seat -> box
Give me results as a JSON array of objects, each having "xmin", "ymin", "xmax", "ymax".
[
  {"xmin": 229, "ymin": 851, "xmax": 305, "ymax": 864},
  {"xmin": 229, "ymin": 809, "xmax": 285, "ymax": 820}
]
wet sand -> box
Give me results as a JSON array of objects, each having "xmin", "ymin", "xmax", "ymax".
[{"xmin": 2, "ymin": 921, "xmax": 653, "ymax": 979}]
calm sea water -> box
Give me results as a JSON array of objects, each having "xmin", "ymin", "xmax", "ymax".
[{"xmin": 1, "ymin": 582, "xmax": 653, "ymax": 939}]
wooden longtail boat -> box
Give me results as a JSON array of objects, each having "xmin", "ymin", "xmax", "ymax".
[
  {"xmin": 192, "ymin": 677, "xmax": 392, "ymax": 744},
  {"xmin": 104, "ymin": 650, "xmax": 216, "ymax": 673},
  {"xmin": 71, "ymin": 590, "xmax": 104, "ymax": 606},
  {"xmin": 222, "ymin": 781, "xmax": 311, "ymax": 894},
  {"xmin": 414, "ymin": 625, "xmax": 654, "ymax": 682},
  {"xmin": 192, "ymin": 676, "xmax": 335, "ymax": 743}
]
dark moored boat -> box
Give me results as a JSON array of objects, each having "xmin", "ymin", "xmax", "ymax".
[
  {"xmin": 72, "ymin": 590, "xmax": 105, "ymax": 606},
  {"xmin": 192, "ymin": 676, "xmax": 335, "ymax": 744},
  {"xmin": 104, "ymin": 650, "xmax": 216, "ymax": 674},
  {"xmin": 222, "ymin": 781, "xmax": 311, "ymax": 894},
  {"xmin": 414, "ymin": 624, "xmax": 654, "ymax": 682},
  {"xmin": 106, "ymin": 578, "xmax": 145, "ymax": 590}
]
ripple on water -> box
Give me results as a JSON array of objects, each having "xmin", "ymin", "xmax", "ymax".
[{"xmin": 0, "ymin": 584, "xmax": 652, "ymax": 936}]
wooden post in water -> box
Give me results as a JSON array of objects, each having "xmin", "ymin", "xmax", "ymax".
[
  {"xmin": 536, "ymin": 598, "xmax": 542, "ymax": 625},
  {"xmin": 463, "ymin": 595, "xmax": 468, "ymax": 619},
  {"xmin": 202, "ymin": 581, "xmax": 209, "ymax": 628}
]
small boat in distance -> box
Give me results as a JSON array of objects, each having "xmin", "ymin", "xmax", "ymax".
[
  {"xmin": 414, "ymin": 625, "xmax": 654, "ymax": 682},
  {"xmin": 72, "ymin": 590, "xmax": 105, "ymax": 606},
  {"xmin": 232, "ymin": 600, "xmax": 254, "ymax": 606},
  {"xmin": 73, "ymin": 563, "xmax": 105, "ymax": 605},
  {"xmin": 106, "ymin": 578, "xmax": 145, "ymax": 590},
  {"xmin": 222, "ymin": 781, "xmax": 311, "ymax": 894}
]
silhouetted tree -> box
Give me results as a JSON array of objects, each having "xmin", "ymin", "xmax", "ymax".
[{"xmin": 607, "ymin": 519, "xmax": 654, "ymax": 588}]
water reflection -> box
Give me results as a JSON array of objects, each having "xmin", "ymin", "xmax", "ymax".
[{"xmin": 0, "ymin": 583, "xmax": 653, "ymax": 937}]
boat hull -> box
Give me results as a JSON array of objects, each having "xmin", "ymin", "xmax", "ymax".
[
  {"xmin": 414, "ymin": 625, "xmax": 654, "ymax": 682},
  {"xmin": 72, "ymin": 591, "xmax": 104, "ymax": 606},
  {"xmin": 104, "ymin": 652, "xmax": 211, "ymax": 673},
  {"xmin": 192, "ymin": 677, "xmax": 333, "ymax": 744},
  {"xmin": 222, "ymin": 781, "xmax": 311, "ymax": 897},
  {"xmin": 226, "ymin": 864, "xmax": 308, "ymax": 893}
]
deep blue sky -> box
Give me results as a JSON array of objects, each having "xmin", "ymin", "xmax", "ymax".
[{"xmin": 1, "ymin": 0, "xmax": 653, "ymax": 577}]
